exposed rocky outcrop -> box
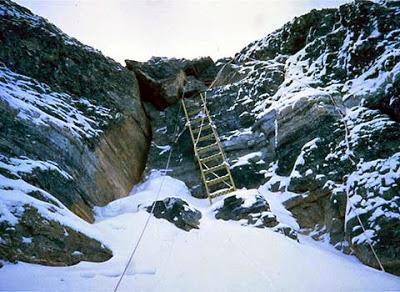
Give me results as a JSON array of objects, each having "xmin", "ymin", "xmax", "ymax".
[
  {"xmin": 1, "ymin": 0, "xmax": 399, "ymax": 276},
  {"xmin": 214, "ymin": 192, "xmax": 298, "ymax": 240},
  {"xmin": 0, "ymin": 205, "xmax": 111, "ymax": 266},
  {"xmin": 138, "ymin": 0, "xmax": 400, "ymax": 275},
  {"xmin": 0, "ymin": 0, "xmax": 150, "ymax": 265},
  {"xmin": 146, "ymin": 197, "xmax": 202, "ymax": 231},
  {"xmin": 126, "ymin": 57, "xmax": 217, "ymax": 110},
  {"xmin": 128, "ymin": 57, "xmax": 218, "ymax": 198},
  {"xmin": 206, "ymin": 0, "xmax": 400, "ymax": 275}
]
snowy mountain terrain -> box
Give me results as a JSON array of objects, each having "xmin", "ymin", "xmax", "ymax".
[
  {"xmin": 0, "ymin": 0, "xmax": 150, "ymax": 265},
  {"xmin": 138, "ymin": 0, "xmax": 400, "ymax": 276},
  {"xmin": 1, "ymin": 174, "xmax": 399, "ymax": 291},
  {"xmin": 206, "ymin": 0, "xmax": 400, "ymax": 274},
  {"xmin": 0, "ymin": 0, "xmax": 400, "ymax": 290}
]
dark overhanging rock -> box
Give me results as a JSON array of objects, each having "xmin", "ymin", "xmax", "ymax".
[
  {"xmin": 125, "ymin": 56, "xmax": 218, "ymax": 110},
  {"xmin": 126, "ymin": 60, "xmax": 185, "ymax": 110},
  {"xmin": 128, "ymin": 56, "xmax": 218, "ymax": 198}
]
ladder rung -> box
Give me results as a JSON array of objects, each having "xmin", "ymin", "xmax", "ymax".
[
  {"xmin": 188, "ymin": 109, "xmax": 204, "ymax": 117},
  {"xmin": 191, "ymin": 115, "xmax": 208, "ymax": 125},
  {"xmin": 197, "ymin": 142, "xmax": 219, "ymax": 155},
  {"xmin": 183, "ymin": 94, "xmax": 236, "ymax": 200},
  {"xmin": 192, "ymin": 124, "xmax": 211, "ymax": 134},
  {"xmin": 200, "ymin": 152, "xmax": 223, "ymax": 163},
  {"xmin": 206, "ymin": 174, "xmax": 231, "ymax": 187},
  {"xmin": 198, "ymin": 133, "xmax": 215, "ymax": 142},
  {"xmin": 204, "ymin": 163, "xmax": 227, "ymax": 174},
  {"xmin": 186, "ymin": 102, "xmax": 203, "ymax": 109},
  {"xmin": 209, "ymin": 187, "xmax": 235, "ymax": 199}
]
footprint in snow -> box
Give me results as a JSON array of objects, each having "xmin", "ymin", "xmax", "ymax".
[
  {"xmin": 80, "ymin": 273, "xmax": 96, "ymax": 278},
  {"xmin": 110, "ymin": 224, "xmax": 126, "ymax": 230},
  {"xmin": 101, "ymin": 271, "xmax": 121, "ymax": 278}
]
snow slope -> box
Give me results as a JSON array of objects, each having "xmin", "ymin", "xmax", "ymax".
[{"xmin": 1, "ymin": 174, "xmax": 399, "ymax": 291}]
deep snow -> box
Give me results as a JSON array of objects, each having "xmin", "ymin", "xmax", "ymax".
[{"xmin": 1, "ymin": 173, "xmax": 399, "ymax": 291}]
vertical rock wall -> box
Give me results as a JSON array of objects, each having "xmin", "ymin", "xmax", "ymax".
[{"xmin": 0, "ymin": 0, "xmax": 151, "ymax": 265}]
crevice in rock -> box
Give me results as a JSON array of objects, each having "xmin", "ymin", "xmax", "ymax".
[{"xmin": 124, "ymin": 57, "xmax": 219, "ymax": 198}]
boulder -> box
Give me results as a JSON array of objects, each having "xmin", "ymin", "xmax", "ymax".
[
  {"xmin": 215, "ymin": 193, "xmax": 274, "ymax": 223},
  {"xmin": 146, "ymin": 197, "xmax": 202, "ymax": 231},
  {"xmin": 215, "ymin": 192, "xmax": 298, "ymax": 240}
]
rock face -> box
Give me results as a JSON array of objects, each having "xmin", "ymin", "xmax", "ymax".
[
  {"xmin": 128, "ymin": 57, "xmax": 218, "ymax": 198},
  {"xmin": 206, "ymin": 0, "xmax": 400, "ymax": 275},
  {"xmin": 0, "ymin": 1, "xmax": 150, "ymax": 265},
  {"xmin": 126, "ymin": 57, "xmax": 217, "ymax": 110},
  {"xmin": 146, "ymin": 197, "xmax": 202, "ymax": 231},
  {"xmin": 138, "ymin": 0, "xmax": 400, "ymax": 275},
  {"xmin": 2, "ymin": 0, "xmax": 399, "ymax": 275},
  {"xmin": 0, "ymin": 205, "xmax": 111, "ymax": 266}
]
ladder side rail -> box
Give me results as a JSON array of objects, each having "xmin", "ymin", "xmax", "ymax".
[
  {"xmin": 196, "ymin": 93, "xmax": 234, "ymax": 192},
  {"xmin": 194, "ymin": 116, "xmax": 207, "ymax": 146},
  {"xmin": 181, "ymin": 99, "xmax": 213, "ymax": 203},
  {"xmin": 200, "ymin": 93, "xmax": 237, "ymax": 191},
  {"xmin": 194, "ymin": 96, "xmax": 213, "ymax": 146},
  {"xmin": 201, "ymin": 163, "xmax": 233, "ymax": 189}
]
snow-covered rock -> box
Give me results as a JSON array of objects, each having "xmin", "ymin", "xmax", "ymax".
[
  {"xmin": 207, "ymin": 0, "xmax": 400, "ymax": 275},
  {"xmin": 142, "ymin": 0, "xmax": 400, "ymax": 275},
  {"xmin": 0, "ymin": 0, "xmax": 150, "ymax": 265},
  {"xmin": 146, "ymin": 197, "xmax": 202, "ymax": 231},
  {"xmin": 214, "ymin": 191, "xmax": 298, "ymax": 240},
  {"xmin": 1, "ymin": 174, "xmax": 399, "ymax": 291}
]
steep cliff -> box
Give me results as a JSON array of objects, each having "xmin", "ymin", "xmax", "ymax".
[
  {"xmin": 0, "ymin": 0, "xmax": 151, "ymax": 265},
  {"xmin": 141, "ymin": 0, "xmax": 400, "ymax": 275},
  {"xmin": 212, "ymin": 0, "xmax": 400, "ymax": 274},
  {"xmin": 1, "ymin": 0, "xmax": 399, "ymax": 276}
]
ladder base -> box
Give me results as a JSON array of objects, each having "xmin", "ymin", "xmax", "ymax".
[{"xmin": 210, "ymin": 187, "xmax": 235, "ymax": 199}]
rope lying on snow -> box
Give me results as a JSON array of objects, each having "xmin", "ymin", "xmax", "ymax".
[
  {"xmin": 114, "ymin": 60, "xmax": 236, "ymax": 291},
  {"xmin": 114, "ymin": 59, "xmax": 260, "ymax": 290},
  {"xmin": 113, "ymin": 102, "xmax": 183, "ymax": 292}
]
